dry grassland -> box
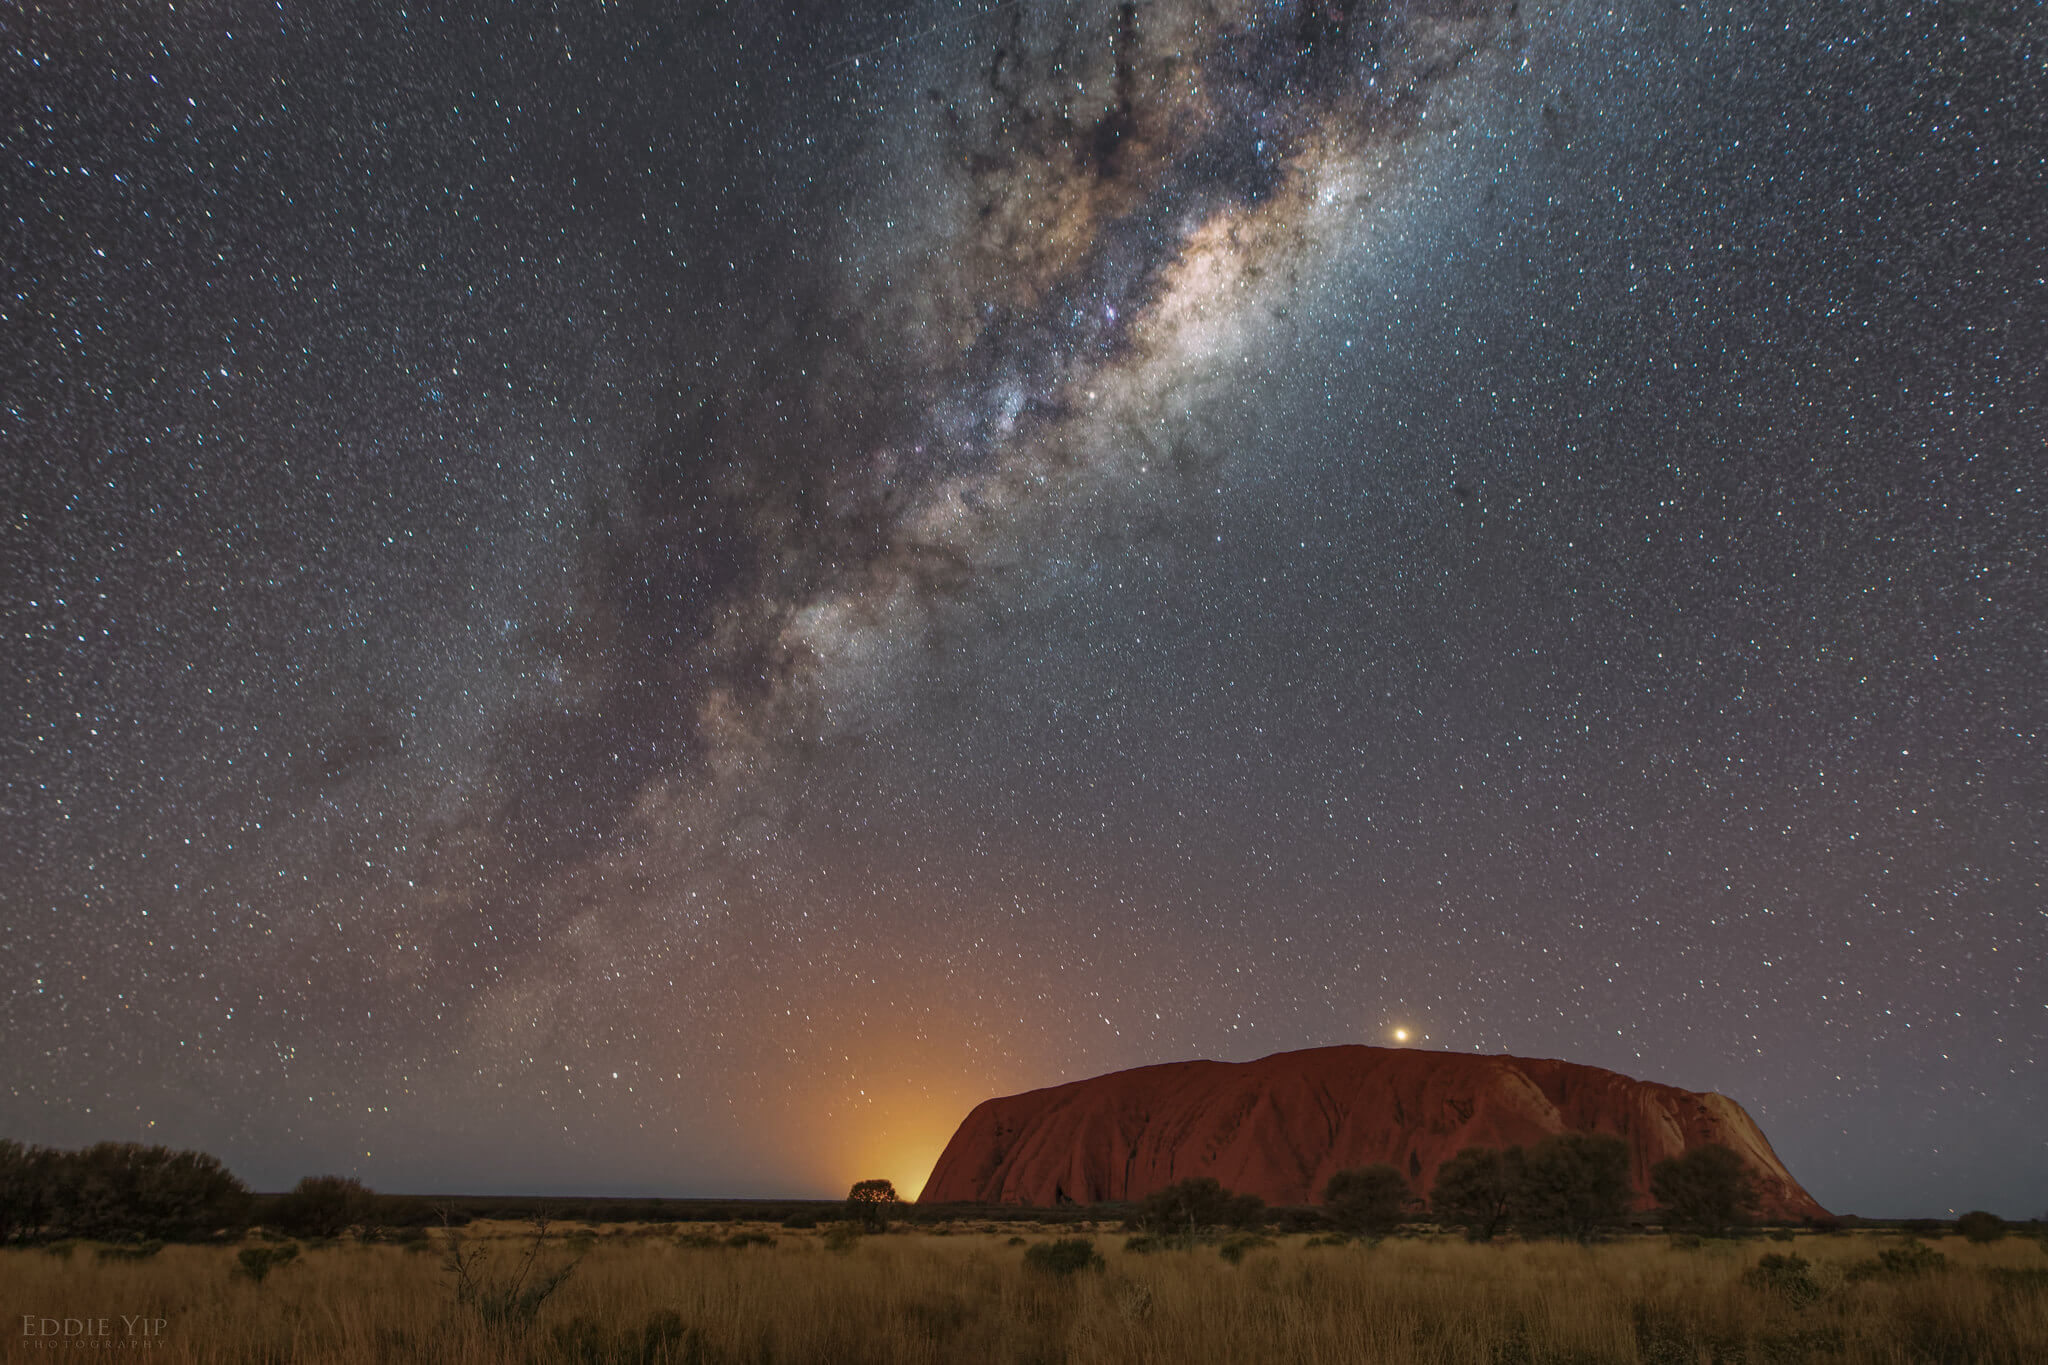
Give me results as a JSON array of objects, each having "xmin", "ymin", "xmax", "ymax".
[{"xmin": 5, "ymin": 1222, "xmax": 2045, "ymax": 1364}]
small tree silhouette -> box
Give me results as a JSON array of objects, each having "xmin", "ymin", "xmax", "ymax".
[
  {"xmin": 1322, "ymin": 1166, "xmax": 1409, "ymax": 1240},
  {"xmin": 1430, "ymin": 1147, "xmax": 1516, "ymax": 1241},
  {"xmin": 1955, "ymin": 1210, "xmax": 2005, "ymax": 1244},
  {"xmin": 844, "ymin": 1178, "xmax": 899, "ymax": 1232},
  {"xmin": 1650, "ymin": 1144, "xmax": 1760, "ymax": 1236},
  {"xmin": 1513, "ymin": 1133, "xmax": 1631, "ymax": 1242},
  {"xmin": 1134, "ymin": 1177, "xmax": 1263, "ymax": 1236}
]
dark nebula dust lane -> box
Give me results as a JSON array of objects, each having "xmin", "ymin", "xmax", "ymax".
[
  {"xmin": 461, "ymin": 0, "xmax": 1523, "ymax": 944},
  {"xmin": 5, "ymin": 0, "xmax": 2043, "ymax": 1212}
]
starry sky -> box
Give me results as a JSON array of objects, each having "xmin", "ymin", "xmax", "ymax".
[{"xmin": 4, "ymin": 1, "xmax": 2042, "ymax": 1217}]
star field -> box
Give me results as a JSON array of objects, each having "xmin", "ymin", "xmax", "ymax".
[{"xmin": 4, "ymin": 0, "xmax": 2042, "ymax": 1215}]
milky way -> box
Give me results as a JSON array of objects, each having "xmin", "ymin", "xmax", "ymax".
[{"xmin": 6, "ymin": 1, "xmax": 2043, "ymax": 1212}]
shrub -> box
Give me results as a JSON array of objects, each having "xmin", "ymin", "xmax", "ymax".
[
  {"xmin": 1323, "ymin": 1166, "xmax": 1409, "ymax": 1240},
  {"xmin": 1, "ymin": 1141, "xmax": 251, "ymax": 1242},
  {"xmin": 1513, "ymin": 1134, "xmax": 1632, "ymax": 1242},
  {"xmin": 780, "ymin": 1211, "xmax": 821, "ymax": 1229},
  {"xmin": 823, "ymin": 1223, "xmax": 864, "ymax": 1254},
  {"xmin": 552, "ymin": 1310, "xmax": 698, "ymax": 1365},
  {"xmin": 1217, "ymin": 1234, "xmax": 1275, "ymax": 1264},
  {"xmin": 235, "ymin": 1244, "xmax": 300, "ymax": 1284},
  {"xmin": 724, "ymin": 1231, "xmax": 774, "ymax": 1249},
  {"xmin": 1875, "ymin": 1239, "xmax": 1947, "ymax": 1275},
  {"xmin": 1743, "ymin": 1252, "xmax": 1823, "ymax": 1306},
  {"xmin": 271, "ymin": 1176, "xmax": 371, "ymax": 1240},
  {"xmin": 1273, "ymin": 1207, "xmax": 1330, "ymax": 1234},
  {"xmin": 1430, "ymin": 1147, "xmax": 1515, "ymax": 1241},
  {"xmin": 1651, "ymin": 1144, "xmax": 1760, "ymax": 1236},
  {"xmin": 1022, "ymin": 1238, "xmax": 1104, "ymax": 1276},
  {"xmin": 1956, "ymin": 1210, "xmax": 2006, "ymax": 1244},
  {"xmin": 1302, "ymin": 1233, "xmax": 1352, "ymax": 1249},
  {"xmin": 95, "ymin": 1240, "xmax": 164, "ymax": 1260},
  {"xmin": 1134, "ymin": 1178, "xmax": 1263, "ymax": 1235}
]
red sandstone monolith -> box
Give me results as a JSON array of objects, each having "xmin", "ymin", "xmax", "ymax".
[{"xmin": 919, "ymin": 1045, "xmax": 1827, "ymax": 1219}]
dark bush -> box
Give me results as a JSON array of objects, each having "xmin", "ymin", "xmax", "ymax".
[
  {"xmin": 0, "ymin": 1141, "xmax": 251, "ymax": 1243},
  {"xmin": 271, "ymin": 1176, "xmax": 371, "ymax": 1240},
  {"xmin": 1217, "ymin": 1234, "xmax": 1276, "ymax": 1265},
  {"xmin": 1022, "ymin": 1237, "xmax": 1104, "ymax": 1276},
  {"xmin": 1876, "ymin": 1239, "xmax": 1947, "ymax": 1275},
  {"xmin": 1430, "ymin": 1147, "xmax": 1515, "ymax": 1241},
  {"xmin": 1743, "ymin": 1252, "xmax": 1823, "ymax": 1306},
  {"xmin": 1651, "ymin": 1144, "xmax": 1761, "ymax": 1236},
  {"xmin": 1513, "ymin": 1134, "xmax": 1632, "ymax": 1242},
  {"xmin": 235, "ymin": 1243, "xmax": 300, "ymax": 1284},
  {"xmin": 1273, "ymin": 1207, "xmax": 1330, "ymax": 1234},
  {"xmin": 1955, "ymin": 1210, "xmax": 2005, "ymax": 1244},
  {"xmin": 1133, "ymin": 1178, "xmax": 1263, "ymax": 1234},
  {"xmin": 1322, "ymin": 1166, "xmax": 1409, "ymax": 1240}
]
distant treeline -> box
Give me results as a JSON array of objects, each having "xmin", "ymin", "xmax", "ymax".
[{"xmin": 4, "ymin": 1137, "xmax": 2032, "ymax": 1246}]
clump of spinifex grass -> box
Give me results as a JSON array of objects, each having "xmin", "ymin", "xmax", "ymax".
[{"xmin": 2, "ymin": 1225, "xmax": 2045, "ymax": 1364}]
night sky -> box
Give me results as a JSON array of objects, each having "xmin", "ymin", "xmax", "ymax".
[{"xmin": 4, "ymin": 1, "xmax": 2041, "ymax": 1217}]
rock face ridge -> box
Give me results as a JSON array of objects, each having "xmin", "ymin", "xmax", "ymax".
[{"xmin": 919, "ymin": 1045, "xmax": 1827, "ymax": 1220}]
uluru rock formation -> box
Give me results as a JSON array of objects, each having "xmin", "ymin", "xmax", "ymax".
[{"xmin": 920, "ymin": 1045, "xmax": 1827, "ymax": 1220}]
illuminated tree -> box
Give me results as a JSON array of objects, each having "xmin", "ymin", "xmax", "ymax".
[{"xmin": 844, "ymin": 1178, "xmax": 899, "ymax": 1231}]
